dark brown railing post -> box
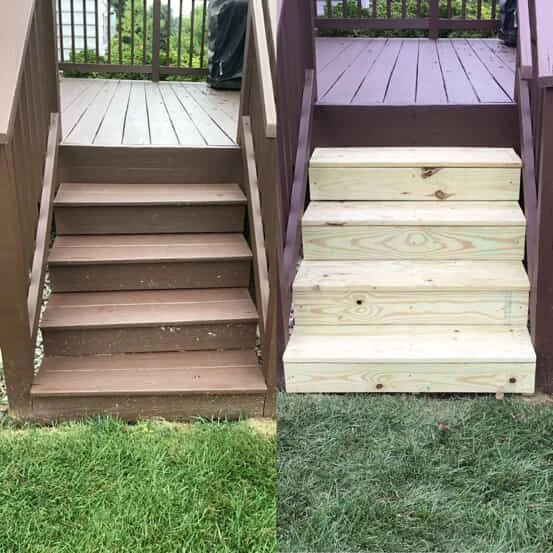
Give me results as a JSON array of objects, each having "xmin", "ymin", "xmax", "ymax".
[
  {"xmin": 151, "ymin": 0, "xmax": 161, "ymax": 82},
  {"xmin": 428, "ymin": 0, "xmax": 440, "ymax": 39},
  {"xmin": 0, "ymin": 152, "xmax": 36, "ymax": 419},
  {"xmin": 0, "ymin": 3, "xmax": 61, "ymax": 419},
  {"xmin": 531, "ymin": 86, "xmax": 553, "ymax": 394}
]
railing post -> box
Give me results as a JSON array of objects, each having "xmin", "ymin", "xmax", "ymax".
[
  {"xmin": 151, "ymin": 0, "xmax": 161, "ymax": 82},
  {"xmin": 531, "ymin": 85, "xmax": 553, "ymax": 394},
  {"xmin": 0, "ymin": 146, "xmax": 35, "ymax": 418},
  {"xmin": 429, "ymin": 0, "xmax": 440, "ymax": 39}
]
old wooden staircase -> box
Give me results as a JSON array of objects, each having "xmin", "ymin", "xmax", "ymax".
[
  {"xmin": 30, "ymin": 145, "xmax": 269, "ymax": 420},
  {"xmin": 0, "ymin": 0, "xmax": 278, "ymax": 421},
  {"xmin": 284, "ymin": 147, "xmax": 536, "ymax": 393}
]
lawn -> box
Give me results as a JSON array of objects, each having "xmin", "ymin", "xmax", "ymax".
[
  {"xmin": 278, "ymin": 393, "xmax": 553, "ymax": 553},
  {"xmin": 0, "ymin": 416, "xmax": 276, "ymax": 553}
]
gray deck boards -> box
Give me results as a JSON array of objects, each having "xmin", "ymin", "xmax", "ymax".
[
  {"xmin": 316, "ymin": 38, "xmax": 516, "ymax": 105},
  {"xmin": 60, "ymin": 79, "xmax": 240, "ymax": 146}
]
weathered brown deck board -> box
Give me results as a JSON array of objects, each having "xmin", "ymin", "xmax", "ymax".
[
  {"xmin": 317, "ymin": 38, "xmax": 516, "ymax": 105},
  {"xmin": 60, "ymin": 78, "xmax": 240, "ymax": 146}
]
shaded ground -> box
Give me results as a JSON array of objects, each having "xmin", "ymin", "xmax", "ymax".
[
  {"xmin": 0, "ymin": 417, "xmax": 276, "ymax": 553},
  {"xmin": 278, "ymin": 393, "xmax": 553, "ymax": 553}
]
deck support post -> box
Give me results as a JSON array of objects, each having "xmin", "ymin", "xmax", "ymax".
[
  {"xmin": 428, "ymin": 0, "xmax": 440, "ymax": 39},
  {"xmin": 531, "ymin": 86, "xmax": 553, "ymax": 393},
  {"xmin": 151, "ymin": 0, "xmax": 161, "ymax": 82},
  {"xmin": 0, "ymin": 150, "xmax": 35, "ymax": 419}
]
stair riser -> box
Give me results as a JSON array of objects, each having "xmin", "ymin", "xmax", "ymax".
[
  {"xmin": 303, "ymin": 226, "xmax": 525, "ymax": 260},
  {"xmin": 285, "ymin": 362, "xmax": 535, "ymax": 393},
  {"xmin": 43, "ymin": 323, "xmax": 257, "ymax": 356},
  {"xmin": 294, "ymin": 291, "xmax": 529, "ymax": 326},
  {"xmin": 31, "ymin": 394, "xmax": 266, "ymax": 422},
  {"xmin": 55, "ymin": 205, "xmax": 246, "ymax": 234},
  {"xmin": 50, "ymin": 261, "xmax": 251, "ymax": 292},
  {"xmin": 310, "ymin": 167, "xmax": 521, "ymax": 201}
]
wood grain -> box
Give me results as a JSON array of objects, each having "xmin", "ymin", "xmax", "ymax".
[
  {"xmin": 309, "ymin": 166, "xmax": 521, "ymax": 201},
  {"xmin": 285, "ymin": 362, "xmax": 535, "ymax": 393},
  {"xmin": 302, "ymin": 200, "xmax": 526, "ymax": 260},
  {"xmin": 303, "ymin": 201, "xmax": 526, "ymax": 226},
  {"xmin": 294, "ymin": 260, "xmax": 530, "ymax": 292},
  {"xmin": 294, "ymin": 289, "xmax": 529, "ymax": 326},
  {"xmin": 303, "ymin": 225, "xmax": 525, "ymax": 260},
  {"xmin": 284, "ymin": 326, "xmax": 535, "ymax": 393},
  {"xmin": 310, "ymin": 147, "xmax": 522, "ymax": 167}
]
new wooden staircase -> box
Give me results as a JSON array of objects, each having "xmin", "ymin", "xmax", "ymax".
[
  {"xmin": 284, "ymin": 147, "xmax": 536, "ymax": 394},
  {"xmin": 31, "ymin": 147, "xmax": 268, "ymax": 420}
]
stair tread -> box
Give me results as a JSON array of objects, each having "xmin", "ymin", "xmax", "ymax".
[
  {"xmin": 294, "ymin": 260, "xmax": 530, "ymax": 291},
  {"xmin": 310, "ymin": 147, "xmax": 522, "ymax": 168},
  {"xmin": 41, "ymin": 289, "xmax": 258, "ymax": 329},
  {"xmin": 54, "ymin": 182, "xmax": 246, "ymax": 206},
  {"xmin": 49, "ymin": 234, "xmax": 252, "ymax": 264},
  {"xmin": 32, "ymin": 351, "xmax": 266, "ymax": 397},
  {"xmin": 284, "ymin": 326, "xmax": 536, "ymax": 364},
  {"xmin": 303, "ymin": 201, "xmax": 526, "ymax": 227}
]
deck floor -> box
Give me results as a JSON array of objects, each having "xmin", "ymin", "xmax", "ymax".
[
  {"xmin": 316, "ymin": 38, "xmax": 516, "ymax": 105},
  {"xmin": 60, "ymin": 79, "xmax": 240, "ymax": 146}
]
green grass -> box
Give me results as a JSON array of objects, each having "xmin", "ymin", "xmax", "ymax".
[
  {"xmin": 278, "ymin": 394, "xmax": 553, "ymax": 553},
  {"xmin": 0, "ymin": 417, "xmax": 276, "ymax": 553}
]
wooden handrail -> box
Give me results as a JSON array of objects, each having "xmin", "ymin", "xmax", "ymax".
[
  {"xmin": 283, "ymin": 69, "xmax": 316, "ymax": 292},
  {"xmin": 517, "ymin": 78, "xmax": 538, "ymax": 283},
  {"xmin": 240, "ymin": 116, "xmax": 270, "ymax": 333},
  {"xmin": 251, "ymin": 0, "xmax": 277, "ymax": 138},
  {"xmin": 0, "ymin": 1, "xmax": 36, "ymax": 141},
  {"xmin": 27, "ymin": 114, "xmax": 61, "ymax": 346},
  {"xmin": 266, "ymin": 0, "xmax": 277, "ymax": 60}
]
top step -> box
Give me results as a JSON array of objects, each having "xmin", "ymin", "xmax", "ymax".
[
  {"xmin": 310, "ymin": 148, "xmax": 522, "ymax": 168},
  {"xmin": 309, "ymin": 147, "xmax": 522, "ymax": 201}
]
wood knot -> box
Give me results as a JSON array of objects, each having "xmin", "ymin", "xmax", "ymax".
[
  {"xmin": 422, "ymin": 167, "xmax": 441, "ymax": 179},
  {"xmin": 434, "ymin": 189, "xmax": 453, "ymax": 200},
  {"xmin": 509, "ymin": 377, "xmax": 517, "ymax": 384},
  {"xmin": 376, "ymin": 383, "xmax": 384, "ymax": 390}
]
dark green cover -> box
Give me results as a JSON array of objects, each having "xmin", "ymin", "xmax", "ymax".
[{"xmin": 207, "ymin": 0, "xmax": 248, "ymax": 90}]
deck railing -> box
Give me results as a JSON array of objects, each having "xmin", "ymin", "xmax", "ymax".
[
  {"xmin": 239, "ymin": 0, "xmax": 281, "ymax": 407},
  {"xmin": 520, "ymin": 0, "xmax": 553, "ymax": 392},
  {"xmin": 57, "ymin": 0, "xmax": 209, "ymax": 80},
  {"xmin": 0, "ymin": 1, "xmax": 60, "ymax": 417},
  {"xmin": 315, "ymin": 0, "xmax": 500, "ymax": 37}
]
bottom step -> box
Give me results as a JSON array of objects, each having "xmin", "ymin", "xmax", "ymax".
[
  {"xmin": 31, "ymin": 350, "xmax": 267, "ymax": 421},
  {"xmin": 284, "ymin": 326, "xmax": 536, "ymax": 394}
]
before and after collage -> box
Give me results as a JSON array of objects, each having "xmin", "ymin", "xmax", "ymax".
[{"xmin": 1, "ymin": 0, "xmax": 553, "ymax": 551}]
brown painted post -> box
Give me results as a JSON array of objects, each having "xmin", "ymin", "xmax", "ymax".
[
  {"xmin": 531, "ymin": 86, "xmax": 553, "ymax": 393},
  {"xmin": 0, "ymin": 148, "xmax": 35, "ymax": 418},
  {"xmin": 428, "ymin": 0, "xmax": 439, "ymax": 39},
  {"xmin": 152, "ymin": 0, "xmax": 161, "ymax": 82}
]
